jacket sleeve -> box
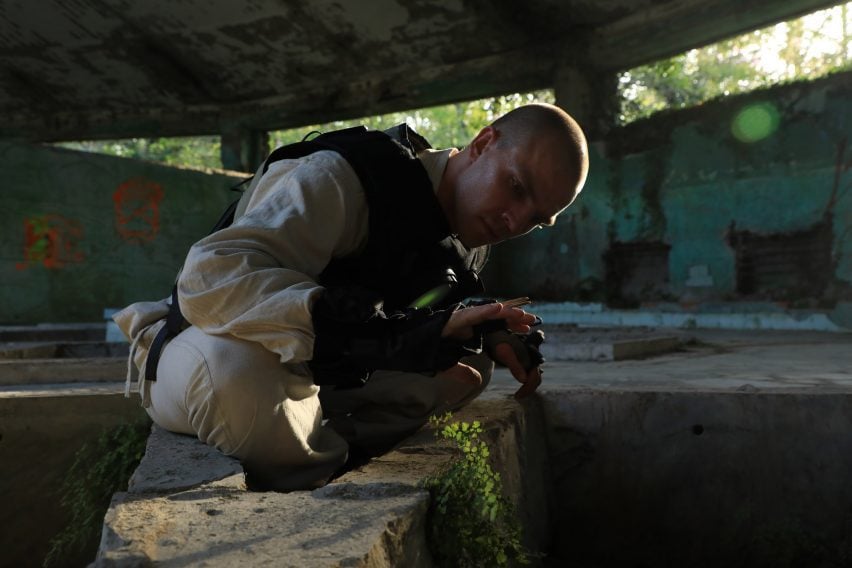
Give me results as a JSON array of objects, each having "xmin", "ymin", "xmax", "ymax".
[
  {"xmin": 308, "ymin": 288, "xmax": 482, "ymax": 386},
  {"xmin": 176, "ymin": 150, "xmax": 368, "ymax": 363}
]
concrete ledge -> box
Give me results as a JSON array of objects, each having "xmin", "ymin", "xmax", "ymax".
[
  {"xmin": 95, "ymin": 398, "xmax": 550, "ymax": 567},
  {"xmin": 128, "ymin": 426, "xmax": 246, "ymax": 494},
  {"xmin": 98, "ymin": 483, "xmax": 432, "ymax": 567}
]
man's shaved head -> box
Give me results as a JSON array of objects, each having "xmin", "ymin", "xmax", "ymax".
[
  {"xmin": 439, "ymin": 103, "xmax": 590, "ymax": 247},
  {"xmin": 490, "ymin": 103, "xmax": 589, "ymax": 202}
]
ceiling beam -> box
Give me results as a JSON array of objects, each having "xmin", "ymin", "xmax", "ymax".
[
  {"xmin": 1, "ymin": 44, "xmax": 557, "ymax": 143},
  {"xmin": 586, "ymin": 0, "xmax": 845, "ymax": 71},
  {"xmin": 2, "ymin": 0, "xmax": 844, "ymax": 142}
]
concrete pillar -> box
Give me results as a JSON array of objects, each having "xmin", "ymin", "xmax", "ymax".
[
  {"xmin": 220, "ymin": 127, "xmax": 269, "ymax": 172},
  {"xmin": 554, "ymin": 65, "xmax": 618, "ymax": 141}
]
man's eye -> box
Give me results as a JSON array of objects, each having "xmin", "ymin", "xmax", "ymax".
[{"xmin": 511, "ymin": 177, "xmax": 524, "ymax": 197}]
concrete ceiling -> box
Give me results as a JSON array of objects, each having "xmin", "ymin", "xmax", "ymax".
[{"xmin": 0, "ymin": 0, "xmax": 842, "ymax": 142}]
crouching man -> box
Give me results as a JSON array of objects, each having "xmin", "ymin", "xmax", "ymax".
[{"xmin": 115, "ymin": 103, "xmax": 588, "ymax": 491}]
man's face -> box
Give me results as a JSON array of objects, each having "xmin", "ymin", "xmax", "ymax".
[{"xmin": 449, "ymin": 127, "xmax": 578, "ymax": 248}]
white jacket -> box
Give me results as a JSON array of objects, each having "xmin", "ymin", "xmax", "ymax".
[{"xmin": 115, "ymin": 147, "xmax": 452, "ymax": 400}]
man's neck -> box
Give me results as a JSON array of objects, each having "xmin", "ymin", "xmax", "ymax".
[{"xmin": 436, "ymin": 147, "xmax": 461, "ymax": 231}]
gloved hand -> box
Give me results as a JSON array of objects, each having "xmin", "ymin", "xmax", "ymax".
[
  {"xmin": 466, "ymin": 297, "xmax": 545, "ymax": 399},
  {"xmin": 484, "ymin": 328, "xmax": 545, "ymax": 399},
  {"xmin": 484, "ymin": 329, "xmax": 545, "ymax": 370},
  {"xmin": 310, "ymin": 286, "xmax": 481, "ymax": 388}
]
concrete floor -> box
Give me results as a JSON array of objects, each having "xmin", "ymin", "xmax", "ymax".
[{"xmin": 487, "ymin": 328, "xmax": 852, "ymax": 396}]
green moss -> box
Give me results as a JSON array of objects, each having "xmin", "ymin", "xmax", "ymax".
[
  {"xmin": 423, "ymin": 414, "xmax": 530, "ymax": 567},
  {"xmin": 43, "ymin": 418, "xmax": 151, "ymax": 568}
]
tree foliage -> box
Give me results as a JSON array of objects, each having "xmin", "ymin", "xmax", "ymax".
[
  {"xmin": 269, "ymin": 90, "xmax": 555, "ymax": 150},
  {"xmin": 58, "ymin": 136, "xmax": 222, "ymax": 170},
  {"xmin": 618, "ymin": 1, "xmax": 852, "ymax": 123}
]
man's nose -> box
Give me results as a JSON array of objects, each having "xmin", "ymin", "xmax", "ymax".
[
  {"xmin": 501, "ymin": 207, "xmax": 533, "ymax": 236},
  {"xmin": 500, "ymin": 211, "xmax": 519, "ymax": 236}
]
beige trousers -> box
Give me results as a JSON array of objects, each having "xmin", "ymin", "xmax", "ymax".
[{"xmin": 146, "ymin": 325, "xmax": 492, "ymax": 491}]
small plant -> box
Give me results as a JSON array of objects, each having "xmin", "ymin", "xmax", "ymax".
[
  {"xmin": 423, "ymin": 413, "xmax": 529, "ymax": 567},
  {"xmin": 43, "ymin": 418, "xmax": 151, "ymax": 568}
]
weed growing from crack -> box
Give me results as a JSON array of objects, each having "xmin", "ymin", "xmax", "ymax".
[
  {"xmin": 42, "ymin": 418, "xmax": 151, "ymax": 567},
  {"xmin": 423, "ymin": 413, "xmax": 529, "ymax": 567}
]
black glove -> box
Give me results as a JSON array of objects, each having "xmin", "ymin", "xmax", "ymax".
[
  {"xmin": 309, "ymin": 287, "xmax": 482, "ymax": 388},
  {"xmin": 483, "ymin": 329, "xmax": 546, "ymax": 371},
  {"xmin": 466, "ymin": 299, "xmax": 545, "ymax": 371}
]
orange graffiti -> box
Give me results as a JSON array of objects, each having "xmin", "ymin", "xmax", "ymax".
[
  {"xmin": 15, "ymin": 214, "xmax": 84, "ymax": 270},
  {"xmin": 113, "ymin": 178, "xmax": 164, "ymax": 243}
]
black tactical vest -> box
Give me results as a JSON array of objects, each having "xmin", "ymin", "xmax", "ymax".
[
  {"xmin": 263, "ymin": 125, "xmax": 488, "ymax": 311},
  {"xmin": 144, "ymin": 125, "xmax": 487, "ymax": 383}
]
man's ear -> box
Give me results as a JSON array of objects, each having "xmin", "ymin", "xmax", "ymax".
[{"xmin": 468, "ymin": 126, "xmax": 498, "ymax": 161}]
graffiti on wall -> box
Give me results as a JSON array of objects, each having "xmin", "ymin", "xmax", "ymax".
[
  {"xmin": 15, "ymin": 214, "xmax": 84, "ymax": 270},
  {"xmin": 113, "ymin": 178, "xmax": 164, "ymax": 243}
]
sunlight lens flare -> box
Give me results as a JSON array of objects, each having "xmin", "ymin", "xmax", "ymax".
[
  {"xmin": 731, "ymin": 102, "xmax": 780, "ymax": 143},
  {"xmin": 409, "ymin": 283, "xmax": 452, "ymax": 309}
]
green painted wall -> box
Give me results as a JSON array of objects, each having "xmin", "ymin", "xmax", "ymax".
[
  {"xmin": 5, "ymin": 70, "xmax": 851, "ymax": 322},
  {"xmin": 487, "ymin": 70, "xmax": 852, "ymax": 305},
  {"xmin": 1, "ymin": 143, "xmax": 242, "ymax": 324}
]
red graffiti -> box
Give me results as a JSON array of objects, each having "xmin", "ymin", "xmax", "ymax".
[
  {"xmin": 113, "ymin": 178, "xmax": 164, "ymax": 243},
  {"xmin": 15, "ymin": 214, "xmax": 84, "ymax": 270}
]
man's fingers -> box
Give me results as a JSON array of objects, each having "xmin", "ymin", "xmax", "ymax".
[
  {"xmin": 505, "ymin": 320, "xmax": 532, "ymax": 334},
  {"xmin": 467, "ymin": 303, "xmax": 537, "ymax": 328},
  {"xmin": 514, "ymin": 367, "xmax": 542, "ymax": 400},
  {"xmin": 501, "ymin": 307, "xmax": 537, "ymax": 332},
  {"xmin": 441, "ymin": 303, "xmax": 539, "ymax": 340},
  {"xmin": 493, "ymin": 343, "xmax": 527, "ymax": 383},
  {"xmin": 494, "ymin": 340, "xmax": 543, "ymax": 398}
]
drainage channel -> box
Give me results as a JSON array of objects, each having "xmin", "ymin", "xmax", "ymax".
[
  {"xmin": 0, "ymin": 326, "xmax": 142, "ymax": 568},
  {"xmin": 540, "ymin": 389, "xmax": 852, "ymax": 567},
  {"xmin": 95, "ymin": 387, "xmax": 852, "ymax": 567}
]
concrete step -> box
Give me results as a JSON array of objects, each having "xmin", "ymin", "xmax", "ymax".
[
  {"xmin": 539, "ymin": 325, "xmax": 684, "ymax": 361},
  {"xmin": 0, "ymin": 323, "xmax": 106, "ymax": 342},
  {"xmin": 0, "ymin": 341, "xmax": 129, "ymax": 359},
  {"xmin": 533, "ymin": 302, "xmax": 849, "ymax": 331},
  {"xmin": 0, "ymin": 358, "xmax": 127, "ymax": 386}
]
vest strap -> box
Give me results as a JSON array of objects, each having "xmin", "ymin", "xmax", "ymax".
[
  {"xmin": 144, "ymin": 286, "xmax": 183, "ymax": 381},
  {"xmin": 143, "ymin": 199, "xmax": 239, "ymax": 381}
]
